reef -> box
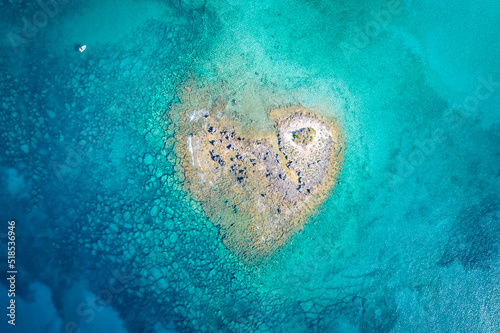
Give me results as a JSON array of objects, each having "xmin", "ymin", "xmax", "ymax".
[{"xmin": 167, "ymin": 79, "xmax": 344, "ymax": 262}]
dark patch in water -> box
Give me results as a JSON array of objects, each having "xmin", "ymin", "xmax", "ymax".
[{"xmin": 439, "ymin": 199, "xmax": 499, "ymax": 270}]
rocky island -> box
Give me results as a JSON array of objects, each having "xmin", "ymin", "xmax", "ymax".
[{"xmin": 167, "ymin": 79, "xmax": 344, "ymax": 263}]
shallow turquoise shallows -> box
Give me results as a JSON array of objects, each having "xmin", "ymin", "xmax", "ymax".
[{"xmin": 0, "ymin": 0, "xmax": 499, "ymax": 332}]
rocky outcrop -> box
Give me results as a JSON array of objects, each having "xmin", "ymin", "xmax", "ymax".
[{"xmin": 167, "ymin": 79, "xmax": 344, "ymax": 263}]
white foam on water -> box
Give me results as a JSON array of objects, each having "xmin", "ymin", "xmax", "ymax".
[
  {"xmin": 189, "ymin": 109, "xmax": 209, "ymax": 122},
  {"xmin": 187, "ymin": 135, "xmax": 195, "ymax": 166}
]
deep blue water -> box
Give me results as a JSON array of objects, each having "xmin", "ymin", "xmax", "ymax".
[{"xmin": 1, "ymin": 0, "xmax": 499, "ymax": 332}]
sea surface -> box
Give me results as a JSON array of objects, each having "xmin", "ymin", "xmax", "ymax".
[{"xmin": 0, "ymin": 0, "xmax": 499, "ymax": 332}]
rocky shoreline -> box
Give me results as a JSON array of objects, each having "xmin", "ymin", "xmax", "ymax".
[{"xmin": 168, "ymin": 80, "xmax": 344, "ymax": 262}]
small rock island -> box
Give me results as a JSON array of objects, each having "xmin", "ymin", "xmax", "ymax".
[{"xmin": 167, "ymin": 80, "xmax": 344, "ymax": 263}]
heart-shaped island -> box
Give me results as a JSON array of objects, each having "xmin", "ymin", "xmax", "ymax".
[{"xmin": 167, "ymin": 79, "xmax": 344, "ymax": 263}]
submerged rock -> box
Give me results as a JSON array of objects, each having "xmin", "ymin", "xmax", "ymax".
[
  {"xmin": 144, "ymin": 153, "xmax": 154, "ymax": 165},
  {"xmin": 170, "ymin": 232, "xmax": 179, "ymax": 243},
  {"xmin": 150, "ymin": 205, "xmax": 158, "ymax": 217},
  {"xmin": 20, "ymin": 144, "xmax": 29, "ymax": 154}
]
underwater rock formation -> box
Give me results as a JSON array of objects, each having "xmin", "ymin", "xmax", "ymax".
[{"xmin": 167, "ymin": 79, "xmax": 344, "ymax": 262}]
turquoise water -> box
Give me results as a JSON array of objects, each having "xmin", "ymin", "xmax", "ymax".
[{"xmin": 0, "ymin": 0, "xmax": 499, "ymax": 332}]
